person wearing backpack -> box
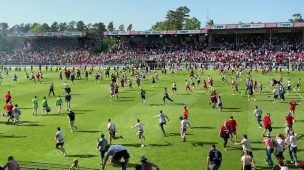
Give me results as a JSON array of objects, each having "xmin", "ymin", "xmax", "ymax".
[{"xmin": 207, "ymin": 144, "xmax": 222, "ymax": 170}]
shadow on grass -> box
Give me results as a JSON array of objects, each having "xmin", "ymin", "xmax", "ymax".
[
  {"xmin": 19, "ymin": 161, "xmax": 99, "ymax": 170},
  {"xmin": 149, "ymin": 103, "xmax": 163, "ymax": 106},
  {"xmin": 167, "ymin": 133, "xmax": 194, "ymax": 136},
  {"xmin": 112, "ymin": 163, "xmax": 139, "ymax": 168},
  {"xmin": 223, "ymin": 107, "xmax": 240, "ymax": 110},
  {"xmin": 20, "ymin": 107, "xmax": 33, "ymax": 110},
  {"xmin": 123, "ymin": 142, "xmax": 172, "ymax": 148},
  {"xmin": 73, "ymin": 109, "xmax": 95, "ymax": 112},
  {"xmin": 67, "ymin": 154, "xmax": 97, "ymax": 158},
  {"xmin": 119, "ymin": 96, "xmax": 134, "ymax": 99},
  {"xmin": 174, "ymin": 102, "xmax": 186, "ymax": 105},
  {"xmin": 116, "ymin": 99, "xmax": 135, "ymax": 102},
  {"xmin": 272, "ymin": 126, "xmax": 284, "ymax": 129},
  {"xmin": 223, "ymin": 110, "xmax": 242, "ymax": 113},
  {"xmin": 77, "ymin": 130, "xmax": 100, "ymax": 133},
  {"xmin": 189, "ymin": 141, "xmax": 218, "ymax": 147},
  {"xmin": 178, "ymin": 93, "xmax": 191, "ymax": 95},
  {"xmin": 0, "ymin": 135, "xmax": 26, "ymax": 138},
  {"xmin": 191, "ymin": 126, "xmax": 215, "ymax": 129},
  {"xmin": 19, "ymin": 123, "xmax": 44, "ymax": 127}
]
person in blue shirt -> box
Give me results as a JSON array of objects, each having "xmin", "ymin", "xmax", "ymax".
[{"xmin": 207, "ymin": 144, "xmax": 222, "ymax": 170}]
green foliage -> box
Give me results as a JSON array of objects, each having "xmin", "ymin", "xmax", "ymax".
[
  {"xmin": 152, "ymin": 6, "xmax": 200, "ymax": 30},
  {"xmin": 118, "ymin": 24, "xmax": 125, "ymax": 31},
  {"xmin": 127, "ymin": 24, "xmax": 133, "ymax": 31},
  {"xmin": 107, "ymin": 21, "xmax": 115, "ymax": 31},
  {"xmin": 76, "ymin": 21, "xmax": 85, "ymax": 31},
  {"xmin": 91, "ymin": 22, "xmax": 107, "ymax": 34},
  {"xmin": 289, "ymin": 13, "xmax": 304, "ymax": 22},
  {"xmin": 50, "ymin": 22, "xmax": 59, "ymax": 32},
  {"xmin": 184, "ymin": 17, "xmax": 201, "ymax": 30},
  {"xmin": 67, "ymin": 21, "xmax": 76, "ymax": 31},
  {"xmin": 207, "ymin": 19, "xmax": 214, "ymax": 26}
]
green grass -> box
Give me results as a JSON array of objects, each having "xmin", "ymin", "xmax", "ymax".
[{"xmin": 0, "ymin": 68, "xmax": 303, "ymax": 170}]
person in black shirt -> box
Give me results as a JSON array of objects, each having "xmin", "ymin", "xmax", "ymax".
[
  {"xmin": 140, "ymin": 88, "xmax": 146, "ymax": 103},
  {"xmin": 163, "ymin": 88, "xmax": 174, "ymax": 104},
  {"xmin": 67, "ymin": 110, "xmax": 77, "ymax": 132},
  {"xmin": 65, "ymin": 94, "xmax": 72, "ymax": 111},
  {"xmin": 207, "ymin": 144, "xmax": 222, "ymax": 170},
  {"xmin": 49, "ymin": 82, "xmax": 55, "ymax": 96}
]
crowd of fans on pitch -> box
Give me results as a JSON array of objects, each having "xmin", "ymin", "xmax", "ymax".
[{"xmin": 1, "ymin": 34, "xmax": 304, "ymax": 65}]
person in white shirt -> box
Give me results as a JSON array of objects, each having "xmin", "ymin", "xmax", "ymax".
[
  {"xmin": 12, "ymin": 104, "xmax": 21, "ymax": 126},
  {"xmin": 102, "ymin": 145, "xmax": 130, "ymax": 170},
  {"xmin": 155, "ymin": 110, "xmax": 169, "ymax": 136},
  {"xmin": 287, "ymin": 79, "xmax": 292, "ymax": 93},
  {"xmin": 132, "ymin": 119, "xmax": 145, "ymax": 147},
  {"xmin": 279, "ymin": 162, "xmax": 290, "ymax": 170},
  {"xmin": 274, "ymin": 134, "xmax": 286, "ymax": 162},
  {"xmin": 253, "ymin": 106, "xmax": 263, "ymax": 128},
  {"xmin": 180, "ymin": 116, "xmax": 191, "ymax": 142},
  {"xmin": 286, "ymin": 131, "xmax": 298, "ymax": 166},
  {"xmin": 241, "ymin": 151, "xmax": 253, "ymax": 170},
  {"xmin": 55, "ymin": 127, "xmax": 67, "ymax": 156},
  {"xmin": 172, "ymin": 82, "xmax": 177, "ymax": 94},
  {"xmin": 107, "ymin": 119, "xmax": 123, "ymax": 144}
]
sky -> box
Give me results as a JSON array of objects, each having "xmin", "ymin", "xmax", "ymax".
[{"xmin": 0, "ymin": 0, "xmax": 303, "ymax": 30}]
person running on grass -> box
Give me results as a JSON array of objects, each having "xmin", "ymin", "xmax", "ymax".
[
  {"xmin": 180, "ymin": 116, "xmax": 191, "ymax": 142},
  {"xmin": 140, "ymin": 88, "xmax": 146, "ymax": 103},
  {"xmin": 163, "ymin": 88, "xmax": 174, "ymax": 104},
  {"xmin": 107, "ymin": 119, "xmax": 123, "ymax": 144},
  {"xmin": 55, "ymin": 127, "xmax": 67, "ymax": 157},
  {"xmin": 289, "ymin": 101, "xmax": 298, "ymax": 121},
  {"xmin": 32, "ymin": 96, "xmax": 38, "ymax": 115},
  {"xmin": 12, "ymin": 104, "xmax": 21, "ymax": 126},
  {"xmin": 132, "ymin": 119, "xmax": 145, "ymax": 147},
  {"xmin": 49, "ymin": 82, "xmax": 55, "ymax": 96},
  {"xmin": 65, "ymin": 93, "xmax": 71, "ymax": 111},
  {"xmin": 155, "ymin": 110, "xmax": 169, "ymax": 136},
  {"xmin": 227, "ymin": 116, "xmax": 237, "ymax": 141},
  {"xmin": 172, "ymin": 81, "xmax": 177, "ymax": 94},
  {"xmin": 219, "ymin": 121, "xmax": 230, "ymax": 151},
  {"xmin": 102, "ymin": 145, "xmax": 130, "ymax": 170},
  {"xmin": 67, "ymin": 110, "xmax": 77, "ymax": 132}
]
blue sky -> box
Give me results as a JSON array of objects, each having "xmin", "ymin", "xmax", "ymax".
[{"xmin": 0, "ymin": 0, "xmax": 303, "ymax": 30}]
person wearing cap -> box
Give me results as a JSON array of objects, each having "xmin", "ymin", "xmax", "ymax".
[
  {"xmin": 207, "ymin": 144, "xmax": 222, "ymax": 170},
  {"xmin": 263, "ymin": 135, "xmax": 274, "ymax": 168},
  {"xmin": 140, "ymin": 156, "xmax": 160, "ymax": 170},
  {"xmin": 97, "ymin": 133, "xmax": 108, "ymax": 165},
  {"xmin": 285, "ymin": 112, "xmax": 294, "ymax": 135},
  {"xmin": 67, "ymin": 109, "xmax": 77, "ymax": 132},
  {"xmin": 69, "ymin": 159, "xmax": 79, "ymax": 170},
  {"xmin": 102, "ymin": 144, "xmax": 130, "ymax": 170},
  {"xmin": 219, "ymin": 121, "xmax": 230, "ymax": 151}
]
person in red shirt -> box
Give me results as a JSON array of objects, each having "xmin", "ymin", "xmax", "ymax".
[
  {"xmin": 285, "ymin": 112, "xmax": 294, "ymax": 135},
  {"xmin": 210, "ymin": 90, "xmax": 217, "ymax": 108},
  {"xmin": 219, "ymin": 121, "xmax": 230, "ymax": 151},
  {"xmin": 202, "ymin": 80, "xmax": 208, "ymax": 91},
  {"xmin": 227, "ymin": 116, "xmax": 237, "ymax": 141},
  {"xmin": 5, "ymin": 101, "xmax": 14, "ymax": 123},
  {"xmin": 5, "ymin": 91, "xmax": 11, "ymax": 103},
  {"xmin": 289, "ymin": 101, "xmax": 298, "ymax": 120},
  {"xmin": 183, "ymin": 106, "xmax": 188, "ymax": 119},
  {"xmin": 263, "ymin": 113, "xmax": 272, "ymax": 137}
]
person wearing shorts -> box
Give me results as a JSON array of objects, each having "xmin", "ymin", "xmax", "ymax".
[
  {"xmin": 55, "ymin": 127, "xmax": 67, "ymax": 157},
  {"xmin": 102, "ymin": 145, "xmax": 130, "ymax": 170},
  {"xmin": 133, "ymin": 119, "xmax": 145, "ymax": 147},
  {"xmin": 180, "ymin": 116, "xmax": 191, "ymax": 142},
  {"xmin": 97, "ymin": 133, "xmax": 109, "ymax": 165}
]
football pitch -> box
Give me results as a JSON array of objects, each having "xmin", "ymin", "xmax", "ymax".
[{"xmin": 0, "ymin": 68, "xmax": 303, "ymax": 170}]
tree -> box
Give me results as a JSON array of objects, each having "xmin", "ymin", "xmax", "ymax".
[
  {"xmin": 41, "ymin": 23, "xmax": 50, "ymax": 32},
  {"xmin": 289, "ymin": 13, "xmax": 304, "ymax": 22},
  {"xmin": 76, "ymin": 20, "xmax": 85, "ymax": 31},
  {"xmin": 0, "ymin": 22, "xmax": 9, "ymax": 33},
  {"xmin": 152, "ymin": 21, "xmax": 174, "ymax": 31},
  {"xmin": 127, "ymin": 24, "xmax": 132, "ymax": 31},
  {"xmin": 206, "ymin": 19, "xmax": 214, "ymax": 26},
  {"xmin": 29, "ymin": 24, "xmax": 43, "ymax": 32},
  {"xmin": 184, "ymin": 17, "xmax": 201, "ymax": 30},
  {"xmin": 165, "ymin": 6, "xmax": 190, "ymax": 29},
  {"xmin": 67, "ymin": 21, "xmax": 76, "ymax": 31},
  {"xmin": 50, "ymin": 22, "xmax": 59, "ymax": 32},
  {"xmin": 59, "ymin": 22, "xmax": 67, "ymax": 31},
  {"xmin": 91, "ymin": 22, "xmax": 107, "ymax": 34},
  {"xmin": 107, "ymin": 21, "xmax": 115, "ymax": 31},
  {"xmin": 118, "ymin": 24, "xmax": 125, "ymax": 31}
]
